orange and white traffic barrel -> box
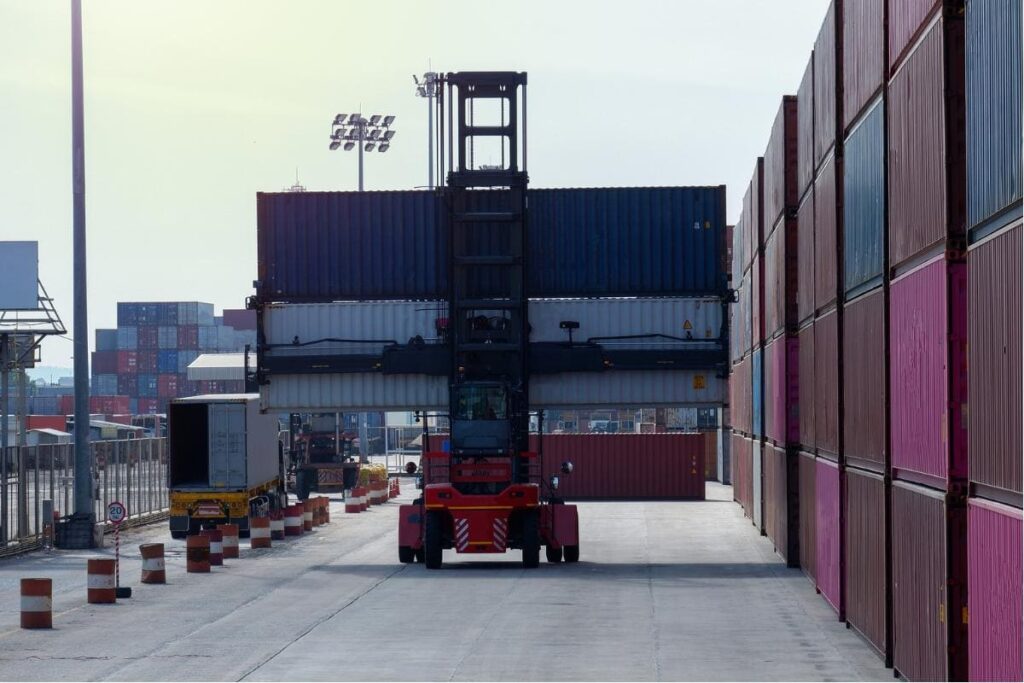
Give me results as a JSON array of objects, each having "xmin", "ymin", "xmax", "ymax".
[
  {"xmin": 250, "ymin": 516, "xmax": 272, "ymax": 548},
  {"xmin": 303, "ymin": 500, "xmax": 314, "ymax": 531},
  {"xmin": 284, "ymin": 505, "xmax": 304, "ymax": 536},
  {"xmin": 201, "ymin": 529, "xmax": 223, "ymax": 565},
  {"xmin": 218, "ymin": 524, "xmax": 240, "ymax": 559},
  {"xmin": 87, "ymin": 558, "xmax": 116, "ymax": 604},
  {"xmin": 269, "ymin": 510, "xmax": 285, "ymax": 540},
  {"xmin": 321, "ymin": 497, "xmax": 330, "ymax": 524},
  {"xmin": 345, "ymin": 490, "xmax": 361, "ymax": 514},
  {"xmin": 186, "ymin": 535, "xmax": 211, "ymax": 573},
  {"xmin": 139, "ymin": 543, "xmax": 166, "ymax": 584},
  {"xmin": 20, "ymin": 578, "xmax": 52, "ymax": 629},
  {"xmin": 359, "ymin": 487, "xmax": 369, "ymax": 511}
]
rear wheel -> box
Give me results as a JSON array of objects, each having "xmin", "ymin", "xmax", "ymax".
[
  {"xmin": 522, "ymin": 511, "xmax": 540, "ymax": 569},
  {"xmin": 545, "ymin": 545, "xmax": 563, "ymax": 563},
  {"xmin": 170, "ymin": 530, "xmax": 186, "ymax": 540},
  {"xmin": 414, "ymin": 548, "xmax": 425, "ymax": 563},
  {"xmin": 564, "ymin": 544, "xmax": 580, "ymax": 563},
  {"xmin": 398, "ymin": 545, "xmax": 415, "ymax": 564},
  {"xmin": 424, "ymin": 511, "xmax": 443, "ymax": 569}
]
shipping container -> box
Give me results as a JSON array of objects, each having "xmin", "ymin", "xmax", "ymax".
[
  {"xmin": 814, "ymin": 152, "xmax": 839, "ymax": 312},
  {"xmin": 763, "ymin": 443, "xmax": 798, "ymax": 566},
  {"xmin": 752, "ymin": 252, "xmax": 763, "ymax": 347},
  {"xmin": 115, "ymin": 351, "xmax": 137, "ymax": 374},
  {"xmin": 257, "ymin": 187, "xmax": 726, "ymax": 302},
  {"xmin": 968, "ymin": 221, "xmax": 1022, "ymax": 498},
  {"xmin": 844, "ymin": 98, "xmax": 886, "ymax": 297},
  {"xmin": 763, "ymin": 97, "xmax": 799, "ymax": 235},
  {"xmin": 764, "ymin": 334, "xmax": 799, "ymax": 448},
  {"xmin": 730, "ymin": 275, "xmax": 751, "ymax": 363},
  {"xmin": 843, "ymin": 0, "xmax": 885, "ymax": 131},
  {"xmin": 91, "ymin": 350, "xmax": 117, "ymax": 374},
  {"xmin": 751, "ymin": 347, "xmax": 763, "ymax": 439},
  {"xmin": 116, "ymin": 326, "xmax": 137, "ymax": 351},
  {"xmin": 891, "ymin": 481, "xmax": 967, "ymax": 682},
  {"xmin": 890, "ymin": 255, "xmax": 966, "ymax": 487},
  {"xmin": 816, "ymin": 457, "xmax": 842, "ymax": 616},
  {"xmin": 26, "ymin": 415, "xmax": 66, "ymax": 431},
  {"xmin": 137, "ymin": 375, "xmax": 159, "ymax": 399},
  {"xmin": 814, "ymin": 0, "xmax": 840, "ymax": 168},
  {"xmin": 95, "ymin": 329, "xmax": 118, "ymax": 352},
  {"xmin": 158, "ymin": 302, "xmax": 178, "ymax": 326},
  {"xmin": 117, "ymin": 302, "xmax": 138, "ymax": 327},
  {"xmin": 156, "ymin": 350, "xmax": 177, "ymax": 374},
  {"xmin": 797, "ymin": 190, "xmax": 815, "ymax": 324},
  {"xmin": 157, "ymin": 374, "xmax": 180, "ymax": 399},
  {"xmin": 198, "ymin": 326, "xmax": 219, "ymax": 352},
  {"xmin": 965, "ymin": 0, "xmax": 1023, "ymax": 236},
  {"xmin": 764, "ymin": 216, "xmax": 798, "ymax": 337},
  {"xmin": 222, "ymin": 309, "xmax": 256, "ymax": 330},
  {"xmin": 798, "ymin": 322, "xmax": 815, "ymax": 450},
  {"xmin": 89, "ymin": 396, "xmax": 131, "ymax": 415},
  {"xmin": 177, "ymin": 325, "xmax": 199, "ymax": 350},
  {"xmin": 814, "ymin": 308, "xmax": 840, "ymax": 458},
  {"xmin": 844, "ymin": 465, "xmax": 889, "ymax": 658},
  {"xmin": 842, "ymin": 287, "xmax": 886, "ymax": 471},
  {"xmin": 217, "ymin": 326, "xmax": 235, "ymax": 352},
  {"xmin": 733, "ymin": 433, "xmax": 753, "ymax": 517},
  {"xmin": 752, "ymin": 439, "xmax": 764, "ymax": 532},
  {"xmin": 730, "ymin": 356, "xmax": 751, "ymax": 435},
  {"xmin": 29, "ymin": 396, "xmax": 59, "ymax": 415},
  {"xmin": 797, "ymin": 56, "xmax": 815, "ymax": 197},
  {"xmin": 745, "ymin": 159, "xmax": 765, "ymax": 274},
  {"xmin": 92, "ymin": 374, "xmax": 118, "ymax": 396},
  {"xmin": 799, "ymin": 450, "xmax": 817, "ymax": 582},
  {"xmin": 968, "ymin": 497, "xmax": 1023, "ymax": 682},
  {"xmin": 117, "ymin": 374, "xmax": 135, "ymax": 397},
  {"xmin": 134, "ymin": 325, "xmax": 155, "ymax": 350},
  {"xmin": 136, "ymin": 350, "xmax": 157, "ymax": 374},
  {"xmin": 157, "ymin": 326, "xmax": 177, "ymax": 349},
  {"xmin": 177, "ymin": 350, "xmax": 200, "ymax": 375},
  {"xmin": 888, "ymin": 0, "xmax": 941, "ymax": 72},
  {"xmin": 176, "ymin": 302, "xmax": 215, "ymax": 326},
  {"xmin": 887, "ymin": 12, "xmax": 966, "ymax": 269}
]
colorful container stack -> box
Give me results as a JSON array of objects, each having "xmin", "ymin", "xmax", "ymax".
[{"xmin": 729, "ymin": 0, "xmax": 1022, "ymax": 679}]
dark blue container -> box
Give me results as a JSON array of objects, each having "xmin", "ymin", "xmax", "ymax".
[
  {"xmin": 117, "ymin": 303, "xmax": 138, "ymax": 326},
  {"xmin": 752, "ymin": 346, "xmax": 764, "ymax": 438},
  {"xmin": 966, "ymin": 0, "xmax": 1023, "ymax": 240},
  {"xmin": 137, "ymin": 375, "xmax": 159, "ymax": 398},
  {"xmin": 843, "ymin": 98, "xmax": 886, "ymax": 298},
  {"xmin": 158, "ymin": 350, "xmax": 178, "ymax": 374},
  {"xmin": 257, "ymin": 186, "xmax": 726, "ymax": 301}
]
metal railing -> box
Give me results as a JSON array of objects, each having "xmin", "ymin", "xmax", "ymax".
[{"xmin": 1, "ymin": 437, "xmax": 168, "ymax": 555}]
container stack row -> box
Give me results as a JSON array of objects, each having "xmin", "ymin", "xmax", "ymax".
[{"xmin": 728, "ymin": 1, "xmax": 1022, "ymax": 679}]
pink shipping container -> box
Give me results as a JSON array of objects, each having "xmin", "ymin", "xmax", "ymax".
[
  {"xmin": 888, "ymin": 0, "xmax": 941, "ymax": 73},
  {"xmin": 752, "ymin": 252, "xmax": 763, "ymax": 347},
  {"xmin": 763, "ymin": 97, "xmax": 799, "ymax": 235},
  {"xmin": 814, "ymin": 153, "xmax": 839, "ymax": 313},
  {"xmin": 843, "ymin": 0, "xmax": 886, "ymax": 131},
  {"xmin": 223, "ymin": 308, "xmax": 257, "ymax": 331},
  {"xmin": 798, "ymin": 322, "xmax": 815, "ymax": 450},
  {"xmin": 814, "ymin": 308, "xmax": 840, "ymax": 457},
  {"xmin": 815, "ymin": 457, "xmax": 842, "ymax": 616},
  {"xmin": 91, "ymin": 350, "xmax": 117, "ymax": 374},
  {"xmin": 889, "ymin": 255, "xmax": 967, "ymax": 487},
  {"xmin": 968, "ymin": 497, "xmax": 1023, "ymax": 682},
  {"xmin": 798, "ymin": 450, "xmax": 817, "ymax": 582},
  {"xmin": 813, "ymin": 0, "xmax": 839, "ymax": 168},
  {"xmin": 763, "ymin": 443, "xmax": 798, "ymax": 566},
  {"xmin": 116, "ymin": 351, "xmax": 137, "ymax": 374},
  {"xmin": 764, "ymin": 335, "xmax": 799, "ymax": 448},
  {"xmin": 887, "ymin": 12, "xmax": 966, "ymax": 269},
  {"xmin": 136, "ymin": 325, "xmax": 159, "ymax": 350},
  {"xmin": 522, "ymin": 434, "xmax": 705, "ymax": 500},
  {"xmin": 797, "ymin": 189, "xmax": 816, "ymax": 324},
  {"xmin": 797, "ymin": 55, "xmax": 815, "ymax": 197}
]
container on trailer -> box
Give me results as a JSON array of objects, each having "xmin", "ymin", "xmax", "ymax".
[
  {"xmin": 844, "ymin": 465, "xmax": 888, "ymax": 658},
  {"xmin": 764, "ymin": 335, "xmax": 798, "ymax": 449},
  {"xmin": 751, "ymin": 347, "xmax": 763, "ymax": 439},
  {"xmin": 816, "ymin": 457, "xmax": 842, "ymax": 615},
  {"xmin": 843, "ymin": 0, "xmax": 885, "ymax": 131},
  {"xmin": 814, "ymin": 0, "xmax": 839, "ymax": 168},
  {"xmin": 95, "ymin": 329, "xmax": 118, "ymax": 352},
  {"xmin": 889, "ymin": 255, "xmax": 966, "ymax": 487},
  {"xmin": 92, "ymin": 350, "xmax": 117, "ymax": 374},
  {"xmin": 844, "ymin": 98, "xmax": 886, "ymax": 298},
  {"xmin": 891, "ymin": 480, "xmax": 967, "ymax": 682},
  {"xmin": 798, "ymin": 322, "xmax": 815, "ymax": 450},
  {"xmin": 157, "ymin": 350, "xmax": 178, "ymax": 374},
  {"xmin": 965, "ymin": 0, "xmax": 1023, "ymax": 235},
  {"xmin": 813, "ymin": 153, "xmax": 839, "ymax": 313},
  {"xmin": 763, "ymin": 97, "xmax": 798, "ymax": 237},
  {"xmin": 797, "ymin": 56, "xmax": 815, "ymax": 197},
  {"xmin": 752, "ymin": 439, "xmax": 763, "ymax": 532},
  {"xmin": 887, "ymin": 12, "xmax": 966, "ymax": 269},
  {"xmin": 968, "ymin": 497, "xmax": 1023, "ymax": 683},
  {"xmin": 763, "ymin": 443, "xmax": 797, "ymax": 566},
  {"xmin": 814, "ymin": 308, "xmax": 840, "ymax": 458},
  {"xmin": 842, "ymin": 287, "xmax": 886, "ymax": 471},
  {"xmin": 968, "ymin": 220, "xmax": 1022, "ymax": 497},
  {"xmin": 797, "ymin": 190, "xmax": 815, "ymax": 324},
  {"xmin": 799, "ymin": 450, "xmax": 817, "ymax": 583},
  {"xmin": 116, "ymin": 327, "xmax": 137, "ymax": 351}
]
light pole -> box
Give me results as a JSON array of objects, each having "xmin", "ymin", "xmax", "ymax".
[
  {"xmin": 414, "ymin": 72, "xmax": 439, "ymax": 190},
  {"xmin": 328, "ymin": 113, "xmax": 396, "ymax": 191}
]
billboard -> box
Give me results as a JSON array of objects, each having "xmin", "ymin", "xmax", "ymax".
[{"xmin": 0, "ymin": 242, "xmax": 39, "ymax": 310}]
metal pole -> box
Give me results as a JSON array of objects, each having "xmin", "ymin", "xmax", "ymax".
[
  {"xmin": 71, "ymin": 0, "xmax": 92, "ymax": 521},
  {"xmin": 1, "ymin": 339, "xmax": 8, "ymax": 546},
  {"xmin": 427, "ymin": 82, "xmax": 434, "ymax": 190},
  {"xmin": 17, "ymin": 368, "xmax": 27, "ymax": 536},
  {"xmin": 357, "ymin": 118, "xmax": 364, "ymax": 191}
]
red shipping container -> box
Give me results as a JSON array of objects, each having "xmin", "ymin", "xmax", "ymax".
[
  {"xmin": 137, "ymin": 398, "xmax": 161, "ymax": 415},
  {"xmin": 91, "ymin": 350, "xmax": 117, "ymax": 374},
  {"xmin": 843, "ymin": 288, "xmax": 887, "ymax": 471},
  {"xmin": 764, "ymin": 216, "xmax": 798, "ymax": 338},
  {"xmin": 764, "ymin": 335, "xmax": 799, "ymax": 448},
  {"xmin": 116, "ymin": 351, "xmax": 137, "ymax": 374},
  {"xmin": 813, "ymin": 153, "xmax": 839, "ymax": 313},
  {"xmin": 746, "ymin": 158, "xmax": 765, "ymax": 274},
  {"xmin": 26, "ymin": 415, "xmax": 66, "ymax": 431},
  {"xmin": 177, "ymin": 325, "xmax": 199, "ymax": 349},
  {"xmin": 891, "ymin": 481, "xmax": 967, "ymax": 682},
  {"xmin": 814, "ymin": 309, "xmax": 840, "ymax": 457},
  {"xmin": 733, "ymin": 433, "xmax": 753, "ymax": 518},
  {"xmin": 797, "ymin": 189, "xmax": 815, "ymax": 324},
  {"xmin": 763, "ymin": 97, "xmax": 799, "ymax": 234},
  {"xmin": 843, "ymin": 0, "xmax": 885, "ymax": 131},
  {"xmin": 58, "ymin": 395, "xmax": 73, "ymax": 416},
  {"xmin": 797, "ymin": 56, "xmax": 815, "ymax": 197},
  {"xmin": 813, "ymin": 0, "xmax": 839, "ymax": 168},
  {"xmin": 799, "ymin": 450, "xmax": 817, "ymax": 583},
  {"xmin": 798, "ymin": 322, "xmax": 816, "ymax": 450},
  {"xmin": 968, "ymin": 221, "xmax": 1022, "ymax": 496},
  {"xmin": 815, "ymin": 457, "xmax": 842, "ymax": 617},
  {"xmin": 157, "ymin": 374, "xmax": 179, "ymax": 399},
  {"xmin": 763, "ymin": 443, "xmax": 798, "ymax": 566},
  {"xmin": 888, "ymin": 0, "xmax": 941, "ymax": 72},
  {"xmin": 844, "ymin": 466, "xmax": 889, "ymax": 659},
  {"xmin": 89, "ymin": 396, "xmax": 130, "ymax": 415},
  {"xmin": 136, "ymin": 325, "xmax": 159, "ymax": 350},
  {"xmin": 887, "ymin": 13, "xmax": 966, "ymax": 269},
  {"xmin": 752, "ymin": 252, "xmax": 763, "ymax": 347},
  {"xmin": 890, "ymin": 255, "xmax": 967, "ymax": 487},
  {"xmin": 968, "ymin": 498, "xmax": 1023, "ymax": 683}
]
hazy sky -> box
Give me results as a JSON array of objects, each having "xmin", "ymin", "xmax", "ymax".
[{"xmin": 1, "ymin": 0, "xmax": 827, "ymax": 371}]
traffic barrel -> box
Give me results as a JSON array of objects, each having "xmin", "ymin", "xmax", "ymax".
[
  {"xmin": 345, "ymin": 490, "xmax": 360, "ymax": 514},
  {"xmin": 250, "ymin": 516, "xmax": 271, "ymax": 548},
  {"xmin": 139, "ymin": 543, "xmax": 166, "ymax": 584},
  {"xmin": 186, "ymin": 535, "xmax": 210, "ymax": 573},
  {"xmin": 20, "ymin": 578, "xmax": 52, "ymax": 629},
  {"xmin": 87, "ymin": 558, "xmax": 116, "ymax": 604},
  {"xmin": 217, "ymin": 524, "xmax": 240, "ymax": 559},
  {"xmin": 359, "ymin": 487, "xmax": 369, "ymax": 511},
  {"xmin": 201, "ymin": 529, "xmax": 223, "ymax": 566},
  {"xmin": 303, "ymin": 500, "xmax": 314, "ymax": 531},
  {"xmin": 269, "ymin": 510, "xmax": 285, "ymax": 540},
  {"xmin": 284, "ymin": 505, "xmax": 304, "ymax": 536},
  {"xmin": 321, "ymin": 497, "xmax": 330, "ymax": 524}
]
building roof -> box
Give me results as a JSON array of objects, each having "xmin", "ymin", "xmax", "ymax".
[{"xmin": 187, "ymin": 353, "xmax": 247, "ymax": 381}]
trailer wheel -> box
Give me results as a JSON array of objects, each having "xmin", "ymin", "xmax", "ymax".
[
  {"xmin": 398, "ymin": 545, "xmax": 415, "ymax": 564},
  {"xmin": 170, "ymin": 530, "xmax": 186, "ymax": 540},
  {"xmin": 545, "ymin": 545, "xmax": 563, "ymax": 563},
  {"xmin": 414, "ymin": 548, "xmax": 425, "ymax": 563},
  {"xmin": 564, "ymin": 544, "xmax": 580, "ymax": 563},
  {"xmin": 424, "ymin": 511, "xmax": 443, "ymax": 569},
  {"xmin": 522, "ymin": 511, "xmax": 540, "ymax": 568}
]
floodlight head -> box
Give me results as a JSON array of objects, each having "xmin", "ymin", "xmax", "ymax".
[
  {"xmin": 417, "ymin": 86, "xmax": 426, "ymax": 97},
  {"xmin": 369, "ymin": 114, "xmax": 381, "ymax": 125},
  {"xmin": 382, "ymin": 115, "xmax": 395, "ymax": 126},
  {"xmin": 364, "ymin": 142, "xmax": 376, "ymax": 152},
  {"xmin": 343, "ymin": 141, "xmax": 355, "ymax": 151},
  {"xmin": 346, "ymin": 130, "xmax": 360, "ymax": 140},
  {"xmin": 329, "ymin": 140, "xmax": 341, "ymax": 151},
  {"xmin": 367, "ymin": 129, "xmax": 380, "ymax": 140},
  {"xmin": 350, "ymin": 113, "xmax": 362, "ymax": 123},
  {"xmin": 382, "ymin": 130, "xmax": 396, "ymax": 141},
  {"xmin": 333, "ymin": 114, "xmax": 346, "ymax": 125},
  {"xmin": 379, "ymin": 143, "xmax": 390, "ymax": 152},
  {"xmin": 330, "ymin": 129, "xmax": 344, "ymax": 140}
]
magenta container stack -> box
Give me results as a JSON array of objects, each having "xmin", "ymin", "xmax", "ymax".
[{"xmin": 727, "ymin": 0, "xmax": 1022, "ymax": 679}]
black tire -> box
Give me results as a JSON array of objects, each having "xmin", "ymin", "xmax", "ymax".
[
  {"xmin": 424, "ymin": 511, "xmax": 443, "ymax": 569},
  {"xmin": 170, "ymin": 530, "xmax": 186, "ymax": 540},
  {"xmin": 546, "ymin": 545, "xmax": 563, "ymax": 563},
  {"xmin": 414, "ymin": 547, "xmax": 425, "ymax": 563},
  {"xmin": 398, "ymin": 545, "xmax": 415, "ymax": 564},
  {"xmin": 295, "ymin": 470, "xmax": 311, "ymax": 501},
  {"xmin": 522, "ymin": 511, "xmax": 540, "ymax": 569},
  {"xmin": 564, "ymin": 544, "xmax": 580, "ymax": 563}
]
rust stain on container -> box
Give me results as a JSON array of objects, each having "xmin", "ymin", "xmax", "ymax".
[
  {"xmin": 843, "ymin": 0, "xmax": 886, "ymax": 131},
  {"xmin": 799, "ymin": 450, "xmax": 817, "ymax": 583},
  {"xmin": 797, "ymin": 189, "xmax": 816, "ymax": 324},
  {"xmin": 844, "ymin": 466, "xmax": 888, "ymax": 657},
  {"xmin": 764, "ymin": 97, "xmax": 799, "ymax": 233},
  {"xmin": 814, "ymin": 0, "xmax": 839, "ymax": 168},
  {"xmin": 814, "ymin": 153, "xmax": 839, "ymax": 313},
  {"xmin": 843, "ymin": 287, "xmax": 887, "ymax": 470},
  {"xmin": 815, "ymin": 308, "xmax": 840, "ymax": 457}
]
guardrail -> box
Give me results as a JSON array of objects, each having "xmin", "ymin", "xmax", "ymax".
[{"xmin": 1, "ymin": 438, "xmax": 168, "ymax": 555}]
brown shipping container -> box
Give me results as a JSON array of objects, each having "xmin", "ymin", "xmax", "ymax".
[
  {"xmin": 764, "ymin": 97, "xmax": 799, "ymax": 234},
  {"xmin": 814, "ymin": 0, "xmax": 840, "ymax": 168},
  {"xmin": 843, "ymin": 0, "xmax": 886, "ymax": 131},
  {"xmin": 799, "ymin": 450, "xmax": 817, "ymax": 582},
  {"xmin": 797, "ymin": 189, "xmax": 816, "ymax": 324},
  {"xmin": 704, "ymin": 432, "xmax": 718, "ymax": 481},
  {"xmin": 797, "ymin": 55, "xmax": 815, "ymax": 196},
  {"xmin": 891, "ymin": 481, "xmax": 967, "ymax": 682},
  {"xmin": 752, "ymin": 252, "xmax": 763, "ymax": 347},
  {"xmin": 733, "ymin": 432, "xmax": 753, "ymax": 517},
  {"xmin": 814, "ymin": 308, "xmax": 840, "ymax": 457},
  {"xmin": 843, "ymin": 287, "xmax": 886, "ymax": 470},
  {"xmin": 764, "ymin": 443, "xmax": 799, "ymax": 566},
  {"xmin": 844, "ymin": 466, "xmax": 889, "ymax": 658},
  {"xmin": 888, "ymin": 0, "xmax": 940, "ymax": 73},
  {"xmin": 814, "ymin": 153, "xmax": 840, "ymax": 313},
  {"xmin": 968, "ymin": 221, "xmax": 1022, "ymax": 496},
  {"xmin": 765, "ymin": 216, "xmax": 799, "ymax": 339},
  {"xmin": 799, "ymin": 321, "xmax": 816, "ymax": 450},
  {"xmin": 887, "ymin": 13, "xmax": 966, "ymax": 269},
  {"xmin": 747, "ymin": 158, "xmax": 765, "ymax": 273}
]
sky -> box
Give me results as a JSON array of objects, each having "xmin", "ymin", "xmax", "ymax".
[{"xmin": 0, "ymin": 0, "xmax": 828, "ymax": 372}]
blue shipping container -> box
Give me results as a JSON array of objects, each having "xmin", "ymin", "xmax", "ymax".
[
  {"xmin": 257, "ymin": 186, "xmax": 727, "ymax": 301},
  {"xmin": 95, "ymin": 329, "xmax": 118, "ymax": 352},
  {"xmin": 177, "ymin": 350, "xmax": 199, "ymax": 374},
  {"xmin": 844, "ymin": 98, "xmax": 886, "ymax": 297},
  {"xmin": 752, "ymin": 346, "xmax": 763, "ymax": 438},
  {"xmin": 117, "ymin": 303, "xmax": 138, "ymax": 326},
  {"xmin": 137, "ymin": 375, "xmax": 159, "ymax": 398},
  {"xmin": 966, "ymin": 0, "xmax": 1023, "ymax": 238},
  {"xmin": 157, "ymin": 350, "xmax": 178, "ymax": 374},
  {"xmin": 117, "ymin": 326, "xmax": 138, "ymax": 350},
  {"xmin": 158, "ymin": 326, "xmax": 178, "ymax": 349},
  {"xmin": 92, "ymin": 374, "xmax": 118, "ymax": 396},
  {"xmin": 198, "ymin": 325, "xmax": 219, "ymax": 351}
]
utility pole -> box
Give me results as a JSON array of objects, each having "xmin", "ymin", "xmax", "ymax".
[{"xmin": 415, "ymin": 72, "xmax": 439, "ymax": 189}]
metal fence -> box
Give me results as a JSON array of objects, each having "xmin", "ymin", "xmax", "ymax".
[{"xmin": 1, "ymin": 437, "xmax": 168, "ymax": 554}]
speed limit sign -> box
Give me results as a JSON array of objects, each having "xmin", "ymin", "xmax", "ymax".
[{"xmin": 107, "ymin": 501, "xmax": 127, "ymax": 525}]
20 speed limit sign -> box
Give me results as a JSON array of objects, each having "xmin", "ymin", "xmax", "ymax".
[{"xmin": 107, "ymin": 501, "xmax": 127, "ymax": 525}]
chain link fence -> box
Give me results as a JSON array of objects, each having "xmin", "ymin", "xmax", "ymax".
[{"xmin": 0, "ymin": 437, "xmax": 167, "ymax": 555}]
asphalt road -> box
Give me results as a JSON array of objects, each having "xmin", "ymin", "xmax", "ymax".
[{"xmin": 0, "ymin": 483, "xmax": 889, "ymax": 681}]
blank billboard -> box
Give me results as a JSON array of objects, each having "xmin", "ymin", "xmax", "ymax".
[{"xmin": 0, "ymin": 242, "xmax": 39, "ymax": 310}]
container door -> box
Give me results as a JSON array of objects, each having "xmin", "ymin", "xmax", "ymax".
[
  {"xmin": 753, "ymin": 440, "xmax": 763, "ymax": 531},
  {"xmin": 208, "ymin": 403, "xmax": 246, "ymax": 488}
]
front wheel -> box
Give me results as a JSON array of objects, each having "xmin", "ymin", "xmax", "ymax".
[
  {"xmin": 424, "ymin": 511, "xmax": 443, "ymax": 569},
  {"xmin": 545, "ymin": 545, "xmax": 563, "ymax": 563},
  {"xmin": 564, "ymin": 544, "xmax": 580, "ymax": 563},
  {"xmin": 522, "ymin": 511, "xmax": 540, "ymax": 569}
]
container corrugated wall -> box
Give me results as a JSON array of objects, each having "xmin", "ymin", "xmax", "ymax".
[
  {"xmin": 968, "ymin": 221, "xmax": 1022, "ymax": 496},
  {"xmin": 844, "ymin": 466, "xmax": 888, "ymax": 657},
  {"xmin": 965, "ymin": 0, "xmax": 1023, "ymax": 233},
  {"xmin": 843, "ymin": 0, "xmax": 885, "ymax": 130},
  {"xmin": 753, "ymin": 440, "xmax": 764, "ymax": 531},
  {"xmin": 797, "ymin": 190, "xmax": 816, "ymax": 324},
  {"xmin": 733, "ymin": 433, "xmax": 753, "ymax": 516},
  {"xmin": 814, "ymin": 309, "xmax": 840, "ymax": 457},
  {"xmin": 968, "ymin": 497, "xmax": 1023, "ymax": 682},
  {"xmin": 799, "ymin": 451, "xmax": 817, "ymax": 582},
  {"xmin": 844, "ymin": 98, "xmax": 886, "ymax": 297},
  {"xmin": 764, "ymin": 443, "xmax": 797, "ymax": 565},
  {"xmin": 752, "ymin": 347, "xmax": 763, "ymax": 438},
  {"xmin": 813, "ymin": 1, "xmax": 838, "ymax": 167},
  {"xmin": 752, "ymin": 252, "xmax": 763, "ymax": 347},
  {"xmin": 889, "ymin": 256, "xmax": 967, "ymax": 485},
  {"xmin": 814, "ymin": 153, "xmax": 839, "ymax": 312},
  {"xmin": 749, "ymin": 159, "xmax": 764, "ymax": 268},
  {"xmin": 799, "ymin": 323, "xmax": 816, "ymax": 449},
  {"xmin": 888, "ymin": 0, "xmax": 940, "ymax": 72},
  {"xmin": 530, "ymin": 371, "xmax": 725, "ymax": 409},
  {"xmin": 891, "ymin": 481, "xmax": 967, "ymax": 681},
  {"xmin": 843, "ymin": 288, "xmax": 886, "ymax": 470},
  {"xmin": 763, "ymin": 98, "xmax": 799, "ymax": 233},
  {"xmin": 762, "ymin": 335, "xmax": 799, "ymax": 448},
  {"xmin": 816, "ymin": 457, "xmax": 842, "ymax": 615},
  {"xmin": 797, "ymin": 56, "xmax": 815, "ymax": 196}
]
